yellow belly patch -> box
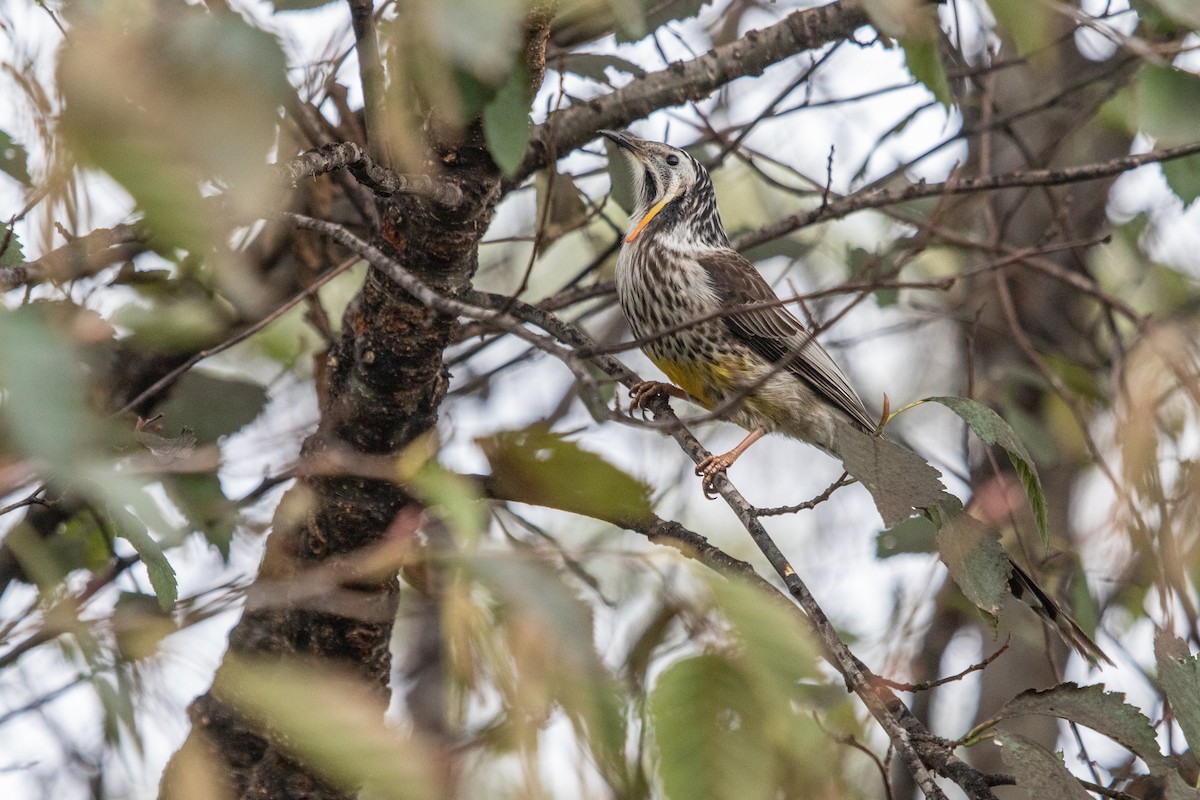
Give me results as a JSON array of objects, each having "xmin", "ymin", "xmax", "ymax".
[{"xmin": 649, "ymin": 354, "xmax": 734, "ymax": 408}]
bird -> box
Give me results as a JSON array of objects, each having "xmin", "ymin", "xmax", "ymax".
[{"xmin": 600, "ymin": 129, "xmax": 1111, "ymax": 666}]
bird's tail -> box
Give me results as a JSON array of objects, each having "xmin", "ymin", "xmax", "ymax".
[{"xmin": 1007, "ymin": 559, "xmax": 1113, "ymax": 667}]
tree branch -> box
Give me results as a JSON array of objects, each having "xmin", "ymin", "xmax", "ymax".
[
  {"xmin": 734, "ymin": 140, "xmax": 1200, "ymax": 251},
  {"xmin": 508, "ymin": 0, "xmax": 871, "ymax": 187},
  {"xmin": 346, "ymin": 0, "xmax": 390, "ymax": 166},
  {"xmin": 1, "ymin": 224, "xmax": 143, "ymax": 289},
  {"xmin": 277, "ymin": 143, "xmax": 465, "ymax": 208}
]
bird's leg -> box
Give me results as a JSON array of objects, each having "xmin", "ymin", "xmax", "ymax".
[
  {"xmin": 695, "ymin": 427, "xmax": 767, "ymax": 499},
  {"xmin": 629, "ymin": 380, "xmax": 690, "ymax": 415}
]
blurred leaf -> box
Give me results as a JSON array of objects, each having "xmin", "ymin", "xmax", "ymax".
[
  {"xmin": 555, "ymin": 52, "xmax": 647, "ymax": 82},
  {"xmin": 536, "ymin": 167, "xmax": 590, "ymax": 243},
  {"xmin": 95, "ymin": 672, "xmax": 141, "ymax": 748},
  {"xmin": 1162, "ymin": 153, "xmax": 1200, "ymax": 207},
  {"xmin": 1167, "ymin": 772, "xmax": 1200, "ymax": 800},
  {"xmin": 705, "ymin": 573, "xmax": 821, "ymax": 701},
  {"xmin": 877, "ymin": 514, "xmax": 937, "ymax": 557},
  {"xmin": 58, "ymin": 8, "xmax": 289, "ymax": 257},
  {"xmin": 900, "ymin": 38, "xmax": 952, "ymax": 108},
  {"xmin": 927, "ymin": 396, "xmax": 1049, "ymax": 545},
  {"xmin": 483, "ymin": 64, "xmax": 533, "ymax": 176},
  {"xmin": 986, "ymin": 0, "xmax": 1052, "ymax": 56},
  {"xmin": 650, "ymin": 654, "xmax": 774, "ymax": 800},
  {"xmin": 934, "ymin": 501, "xmax": 1010, "ymax": 616},
  {"xmin": 156, "ymin": 370, "xmax": 268, "ymax": 444},
  {"xmin": 832, "ymin": 421, "xmax": 948, "ymax": 527},
  {"xmin": 994, "ymin": 733, "xmax": 1091, "ymax": 799},
  {"xmin": 464, "ymin": 551, "xmax": 627, "ymax": 783},
  {"xmin": 0, "ymin": 130, "xmax": 30, "ymax": 186},
  {"xmin": 625, "ymin": 602, "xmax": 680, "ymax": 686},
  {"xmin": 1134, "ymin": 66, "xmax": 1200, "ymax": 148},
  {"xmin": 991, "ymin": 683, "xmax": 1169, "ymax": 774},
  {"xmin": 430, "ymin": 0, "xmax": 526, "ymax": 75},
  {"xmin": 465, "ymin": 552, "xmax": 596, "ymax": 662},
  {"xmin": 479, "ymin": 424, "xmax": 654, "ymax": 525},
  {"xmin": 410, "ymin": 462, "xmax": 487, "ymax": 542},
  {"xmin": 1144, "ymin": 0, "xmax": 1200, "ymax": 30},
  {"xmin": 0, "ymin": 227, "xmax": 22, "ymax": 267},
  {"xmin": 218, "ymin": 657, "xmax": 443, "ymax": 800},
  {"xmin": 109, "ymin": 504, "xmax": 178, "ymax": 610},
  {"xmin": 163, "ymin": 472, "xmax": 237, "ymax": 559},
  {"xmin": 115, "ymin": 295, "xmax": 234, "ymax": 352},
  {"xmin": 1155, "ymin": 631, "xmax": 1200, "ymax": 755},
  {"xmin": 0, "ymin": 305, "xmax": 95, "ymax": 471},
  {"xmin": 113, "ymin": 591, "xmax": 178, "ymax": 661}
]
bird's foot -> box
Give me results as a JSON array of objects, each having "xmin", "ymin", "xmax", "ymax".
[
  {"xmin": 629, "ymin": 381, "xmax": 686, "ymax": 416},
  {"xmin": 695, "ymin": 452, "xmax": 738, "ymax": 500}
]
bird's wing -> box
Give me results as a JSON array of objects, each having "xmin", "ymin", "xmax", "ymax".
[{"xmin": 697, "ymin": 248, "xmax": 877, "ymax": 432}]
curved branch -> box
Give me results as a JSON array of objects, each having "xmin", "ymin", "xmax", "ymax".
[
  {"xmin": 508, "ymin": 0, "xmax": 871, "ymax": 188},
  {"xmin": 277, "ymin": 143, "xmax": 465, "ymax": 208}
]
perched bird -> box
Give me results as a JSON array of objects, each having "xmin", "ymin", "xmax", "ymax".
[
  {"xmin": 601, "ymin": 129, "xmax": 876, "ymax": 496},
  {"xmin": 600, "ymin": 129, "xmax": 1111, "ymax": 666}
]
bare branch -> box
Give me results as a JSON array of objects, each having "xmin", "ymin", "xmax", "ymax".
[
  {"xmin": 735, "ymin": 141, "xmax": 1200, "ymax": 251},
  {"xmin": 277, "ymin": 142, "xmax": 465, "ymax": 208},
  {"xmin": 509, "ymin": 0, "xmax": 871, "ymax": 187}
]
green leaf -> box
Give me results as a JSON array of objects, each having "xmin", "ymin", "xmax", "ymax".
[
  {"xmin": 217, "ymin": 657, "xmax": 443, "ymax": 800},
  {"xmin": 0, "ymin": 130, "xmax": 31, "ymax": 186},
  {"xmin": 1162, "ymin": 152, "xmax": 1200, "ymax": 208},
  {"xmin": 1167, "ymin": 771, "xmax": 1200, "ymax": 800},
  {"xmin": 992, "ymin": 682, "xmax": 1169, "ymax": 774},
  {"xmin": 108, "ymin": 504, "xmax": 178, "ymax": 610},
  {"xmin": 163, "ymin": 472, "xmax": 237, "ymax": 559},
  {"xmin": 59, "ymin": 10, "xmax": 290, "ymax": 259},
  {"xmin": 0, "ymin": 228, "xmax": 23, "ymax": 267},
  {"xmin": 705, "ymin": 572, "xmax": 821, "ymax": 700},
  {"xmin": 556, "ymin": 52, "xmax": 647, "ymax": 82},
  {"xmin": 482, "ymin": 65, "xmax": 532, "ymax": 176},
  {"xmin": 1144, "ymin": 0, "xmax": 1200, "ymax": 32},
  {"xmin": 831, "ymin": 420, "xmax": 948, "ymax": 527},
  {"xmin": 1154, "ymin": 631, "xmax": 1200, "ymax": 755},
  {"xmin": 934, "ymin": 501, "xmax": 1011, "ymax": 616},
  {"xmin": 986, "ymin": 0, "xmax": 1052, "ymax": 55},
  {"xmin": 535, "ymin": 166, "xmax": 590, "ymax": 242},
  {"xmin": 156, "ymin": 370, "xmax": 268, "ymax": 444},
  {"xmin": 463, "ymin": 551, "xmax": 628, "ymax": 785},
  {"xmin": 877, "ymin": 514, "xmax": 937, "ymax": 558},
  {"xmin": 901, "ymin": 38, "xmax": 952, "ymax": 108},
  {"xmin": 410, "ymin": 462, "xmax": 487, "ymax": 542},
  {"xmin": 478, "ymin": 424, "xmax": 654, "ymax": 525},
  {"xmin": 1134, "ymin": 66, "xmax": 1200, "ymax": 148},
  {"xmin": 113, "ymin": 591, "xmax": 178, "ymax": 661},
  {"xmin": 464, "ymin": 553, "xmax": 596, "ymax": 661},
  {"xmin": 650, "ymin": 654, "xmax": 774, "ymax": 800},
  {"xmin": 0, "ymin": 305, "xmax": 95, "ymax": 471},
  {"xmin": 994, "ymin": 733, "xmax": 1092, "ymax": 799},
  {"xmin": 926, "ymin": 396, "xmax": 1049, "ymax": 545}
]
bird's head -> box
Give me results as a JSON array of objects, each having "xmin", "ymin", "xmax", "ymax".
[{"xmin": 600, "ymin": 130, "xmax": 725, "ymax": 246}]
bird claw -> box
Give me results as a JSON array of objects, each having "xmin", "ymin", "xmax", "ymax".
[
  {"xmin": 695, "ymin": 453, "xmax": 735, "ymax": 500},
  {"xmin": 629, "ymin": 381, "xmax": 674, "ymax": 417}
]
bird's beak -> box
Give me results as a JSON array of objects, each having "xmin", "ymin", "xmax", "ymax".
[
  {"xmin": 599, "ymin": 129, "xmax": 645, "ymax": 155},
  {"xmin": 599, "ymin": 130, "xmax": 668, "ymax": 243}
]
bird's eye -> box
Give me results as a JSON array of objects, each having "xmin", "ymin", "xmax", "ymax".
[{"xmin": 666, "ymin": 155, "xmax": 680, "ymax": 166}]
